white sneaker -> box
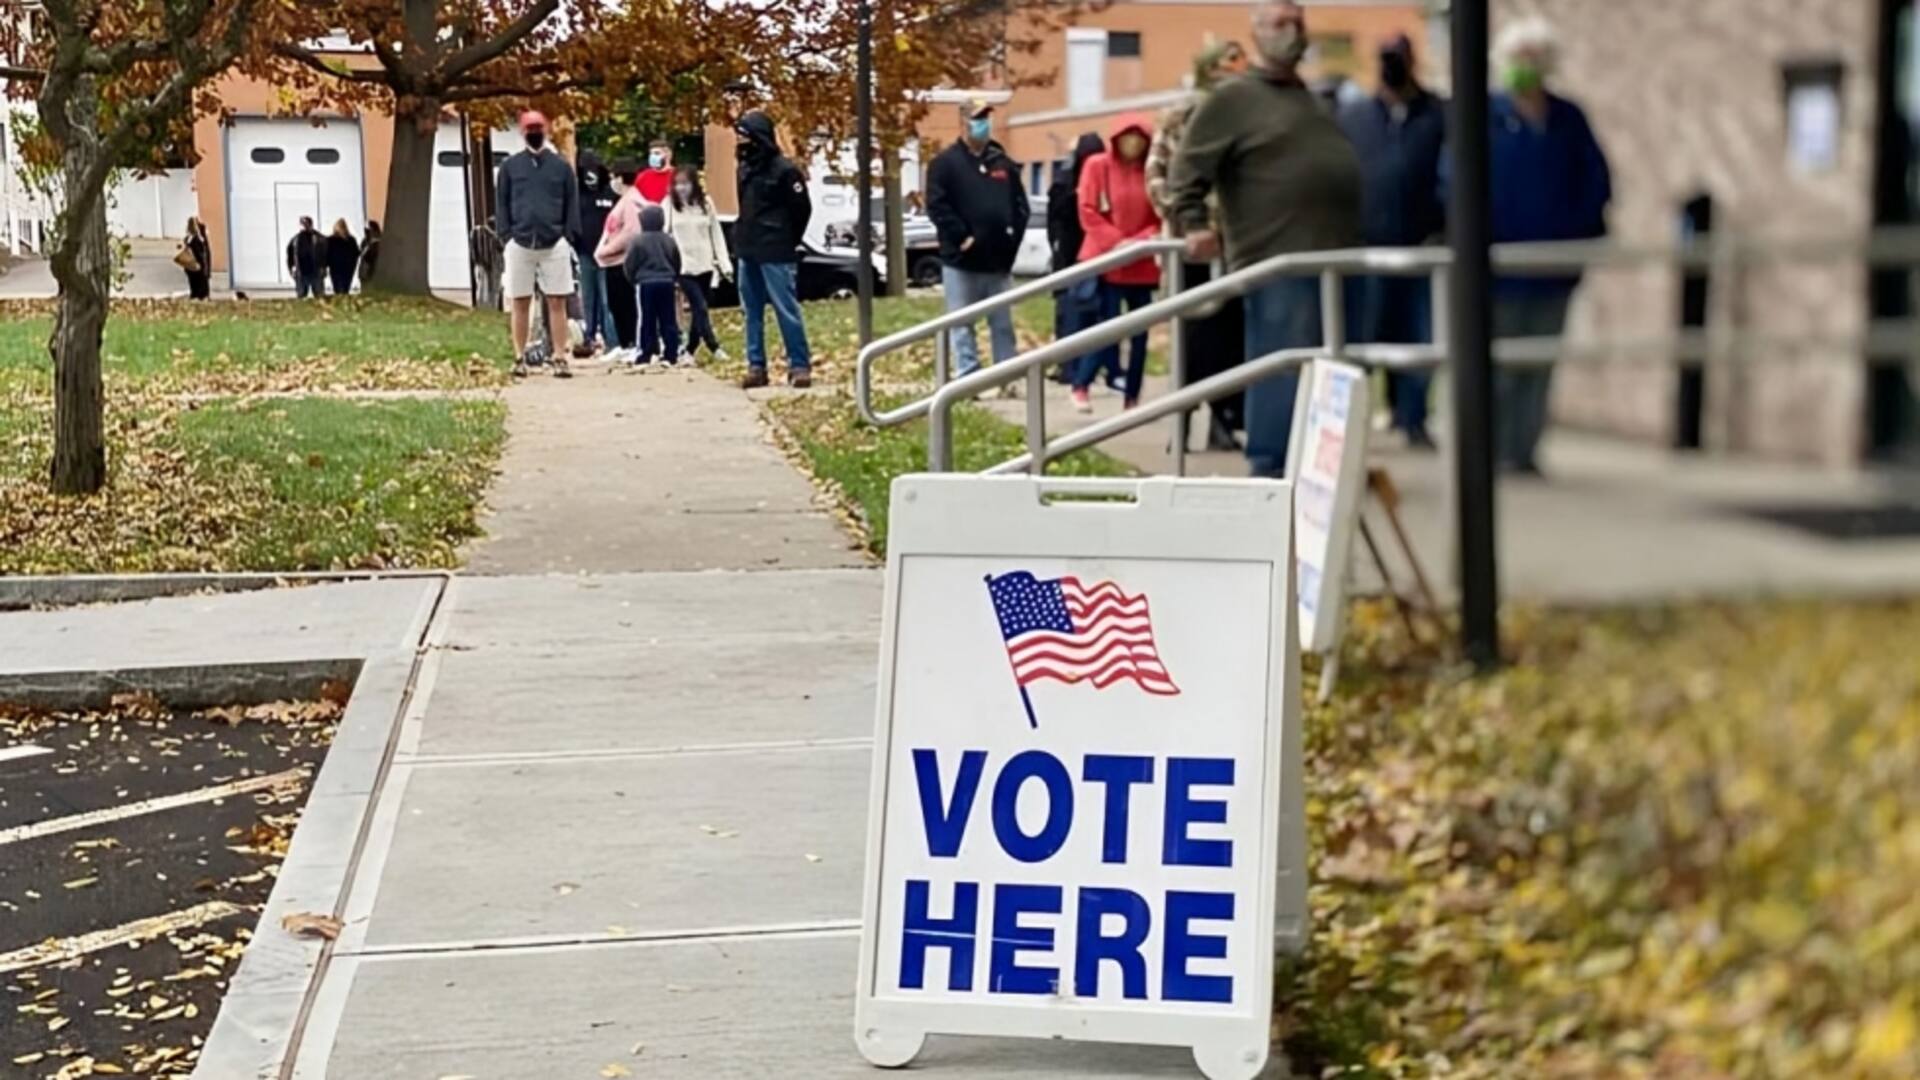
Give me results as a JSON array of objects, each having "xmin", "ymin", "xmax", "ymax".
[{"xmin": 712, "ymin": 347, "xmax": 731, "ymax": 362}]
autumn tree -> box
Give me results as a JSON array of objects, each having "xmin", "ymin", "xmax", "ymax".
[
  {"xmin": 1, "ymin": 0, "xmax": 288, "ymax": 494},
  {"xmin": 271, "ymin": 0, "xmax": 785, "ymax": 295}
]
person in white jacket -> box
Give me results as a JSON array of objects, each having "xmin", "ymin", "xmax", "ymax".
[{"xmin": 662, "ymin": 164, "xmax": 733, "ymax": 361}]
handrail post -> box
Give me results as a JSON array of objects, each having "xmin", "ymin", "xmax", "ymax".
[
  {"xmin": 1026, "ymin": 364, "xmax": 1047, "ymax": 474},
  {"xmin": 929, "ymin": 392, "xmax": 954, "ymax": 472},
  {"xmin": 1429, "ymin": 266, "xmax": 1459, "ymax": 593},
  {"xmin": 1320, "ymin": 268, "xmax": 1346, "ymax": 359},
  {"xmin": 1167, "ymin": 251, "xmax": 1189, "ymax": 476}
]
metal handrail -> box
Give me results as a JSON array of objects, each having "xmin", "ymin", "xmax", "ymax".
[{"xmin": 854, "ymin": 238, "xmax": 1185, "ymax": 427}]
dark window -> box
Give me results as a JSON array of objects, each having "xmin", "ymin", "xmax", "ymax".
[
  {"xmin": 492, "ymin": 152, "xmax": 510, "ymax": 169},
  {"xmin": 437, "ymin": 150, "xmax": 467, "ymax": 168},
  {"xmin": 1107, "ymin": 32, "xmax": 1142, "ymax": 58},
  {"xmin": 250, "ymin": 147, "xmax": 286, "ymax": 165},
  {"xmin": 306, "ymin": 148, "xmax": 342, "ymax": 165}
]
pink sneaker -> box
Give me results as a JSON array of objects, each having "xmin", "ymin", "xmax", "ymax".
[{"xmin": 1071, "ymin": 388, "xmax": 1092, "ymax": 413}]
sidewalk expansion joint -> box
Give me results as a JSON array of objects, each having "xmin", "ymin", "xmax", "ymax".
[
  {"xmin": 345, "ymin": 919, "xmax": 862, "ymax": 962},
  {"xmin": 399, "ymin": 735, "xmax": 873, "ymax": 769}
]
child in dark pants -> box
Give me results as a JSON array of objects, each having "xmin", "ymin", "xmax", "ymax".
[{"xmin": 623, "ymin": 205, "xmax": 683, "ymax": 367}]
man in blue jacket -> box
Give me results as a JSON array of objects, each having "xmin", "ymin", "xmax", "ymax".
[
  {"xmin": 1488, "ymin": 19, "xmax": 1611, "ymax": 474},
  {"xmin": 1338, "ymin": 35, "xmax": 1446, "ymax": 449}
]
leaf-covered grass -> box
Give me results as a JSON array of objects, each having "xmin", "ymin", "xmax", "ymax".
[
  {"xmin": 0, "ymin": 392, "xmax": 503, "ymax": 574},
  {"xmin": 0, "ymin": 295, "xmax": 511, "ymax": 395},
  {"xmin": 766, "ymin": 389, "xmax": 1132, "ymax": 554},
  {"xmin": 1287, "ymin": 599, "xmax": 1920, "ymax": 1079}
]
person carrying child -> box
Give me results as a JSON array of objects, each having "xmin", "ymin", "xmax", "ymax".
[{"xmin": 623, "ymin": 204, "xmax": 683, "ymax": 368}]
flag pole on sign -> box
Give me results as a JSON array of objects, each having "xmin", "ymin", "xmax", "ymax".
[{"xmin": 984, "ymin": 574, "xmax": 1041, "ymax": 729}]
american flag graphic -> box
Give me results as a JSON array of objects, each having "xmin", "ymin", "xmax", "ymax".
[{"xmin": 986, "ymin": 572, "xmax": 1179, "ymax": 726}]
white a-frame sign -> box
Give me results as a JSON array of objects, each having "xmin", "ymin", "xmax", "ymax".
[
  {"xmin": 1285, "ymin": 359, "xmax": 1372, "ymax": 699},
  {"xmin": 854, "ymin": 475, "xmax": 1306, "ymax": 1080}
]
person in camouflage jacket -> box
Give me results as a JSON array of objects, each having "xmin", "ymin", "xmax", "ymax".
[{"xmin": 1146, "ymin": 39, "xmax": 1248, "ymax": 221}]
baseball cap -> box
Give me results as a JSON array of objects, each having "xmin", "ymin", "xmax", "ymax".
[{"xmin": 964, "ymin": 98, "xmax": 994, "ymax": 120}]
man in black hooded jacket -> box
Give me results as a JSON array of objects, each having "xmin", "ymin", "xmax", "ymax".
[
  {"xmin": 573, "ymin": 150, "xmax": 621, "ymax": 356},
  {"xmin": 733, "ymin": 110, "xmax": 814, "ymax": 389},
  {"xmin": 1045, "ymin": 132, "xmax": 1118, "ymax": 387}
]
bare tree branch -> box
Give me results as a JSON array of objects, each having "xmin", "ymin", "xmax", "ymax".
[
  {"xmin": 0, "ymin": 63, "xmax": 46, "ymax": 81},
  {"xmin": 274, "ymin": 40, "xmax": 391, "ymax": 84},
  {"xmin": 439, "ymin": 0, "xmax": 561, "ymax": 81}
]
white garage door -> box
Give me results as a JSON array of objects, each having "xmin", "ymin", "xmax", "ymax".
[
  {"xmin": 226, "ymin": 118, "xmax": 365, "ymax": 290},
  {"xmin": 427, "ymin": 126, "xmax": 525, "ymax": 291}
]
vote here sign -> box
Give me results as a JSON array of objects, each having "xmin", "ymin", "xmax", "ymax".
[{"xmin": 855, "ymin": 476, "xmax": 1303, "ymax": 1080}]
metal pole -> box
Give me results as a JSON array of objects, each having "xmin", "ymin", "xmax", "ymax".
[
  {"xmin": 1167, "ymin": 252, "xmax": 1189, "ymax": 476},
  {"xmin": 934, "ymin": 330, "xmax": 950, "ymax": 387},
  {"xmin": 1449, "ymin": 0, "xmax": 1501, "ymax": 669},
  {"xmin": 1026, "ymin": 364, "xmax": 1047, "ymax": 475},
  {"xmin": 854, "ymin": 0, "xmax": 876, "ymax": 346},
  {"xmin": 1320, "ymin": 269, "xmax": 1346, "ymax": 357}
]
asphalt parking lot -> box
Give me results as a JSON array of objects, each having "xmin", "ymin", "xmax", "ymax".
[{"xmin": 1, "ymin": 693, "xmax": 341, "ymax": 1078}]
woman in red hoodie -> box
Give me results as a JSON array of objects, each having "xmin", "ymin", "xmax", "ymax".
[{"xmin": 1071, "ymin": 114, "xmax": 1162, "ymax": 411}]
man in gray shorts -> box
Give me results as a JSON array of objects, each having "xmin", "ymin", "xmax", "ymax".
[{"xmin": 496, "ymin": 109, "xmax": 580, "ymax": 377}]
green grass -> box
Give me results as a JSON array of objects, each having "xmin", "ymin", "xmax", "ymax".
[
  {"xmin": 0, "ymin": 295, "xmax": 511, "ymax": 394},
  {"xmin": 768, "ymin": 390, "xmax": 1133, "ymax": 554}
]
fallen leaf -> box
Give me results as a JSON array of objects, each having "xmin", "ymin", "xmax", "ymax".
[
  {"xmin": 601, "ymin": 1065, "xmax": 632, "ymax": 1078},
  {"xmin": 280, "ymin": 912, "xmax": 343, "ymax": 940}
]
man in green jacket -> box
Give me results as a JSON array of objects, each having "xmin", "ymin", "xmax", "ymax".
[{"xmin": 1169, "ymin": 0, "xmax": 1361, "ymax": 476}]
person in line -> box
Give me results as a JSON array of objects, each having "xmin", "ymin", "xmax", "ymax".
[
  {"xmin": 495, "ymin": 109, "xmax": 580, "ymax": 377},
  {"xmin": 1338, "ymin": 34, "xmax": 1447, "ymax": 450},
  {"xmin": 1045, "ymin": 132, "xmax": 1112, "ymax": 387},
  {"xmin": 286, "ymin": 216, "xmax": 325, "ymax": 299},
  {"xmin": 1147, "ymin": 39, "xmax": 1250, "ymax": 450},
  {"xmin": 624, "ymin": 205, "xmax": 683, "ymax": 368},
  {"xmin": 926, "ymin": 99, "xmax": 1030, "ymax": 380},
  {"xmin": 595, "ymin": 160, "xmax": 644, "ymax": 360},
  {"xmin": 1170, "ymin": 0, "xmax": 1362, "ymax": 476},
  {"xmin": 1487, "ymin": 17, "xmax": 1611, "ymax": 475},
  {"xmin": 325, "ymin": 219, "xmax": 361, "ymax": 298},
  {"xmin": 1071, "ymin": 114, "xmax": 1161, "ymax": 413},
  {"xmin": 733, "ymin": 110, "xmax": 814, "ymax": 389},
  {"xmin": 179, "ymin": 217, "xmax": 211, "ymax": 300},
  {"xmin": 664, "ymin": 164, "xmax": 732, "ymax": 362},
  {"xmin": 636, "ymin": 138, "xmax": 675, "ymax": 205},
  {"xmin": 574, "ymin": 151, "xmax": 621, "ymax": 357},
  {"xmin": 358, "ymin": 220, "xmax": 382, "ymax": 287}
]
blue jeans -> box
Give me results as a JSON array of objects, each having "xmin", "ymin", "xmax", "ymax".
[
  {"xmin": 577, "ymin": 260, "xmax": 618, "ymax": 348},
  {"xmin": 294, "ymin": 268, "xmax": 324, "ymax": 299},
  {"xmin": 942, "ymin": 266, "xmax": 1017, "ymax": 377},
  {"xmin": 738, "ymin": 259, "xmax": 811, "ymax": 371},
  {"xmin": 1243, "ymin": 277, "xmax": 1324, "ymax": 477},
  {"xmin": 1493, "ymin": 290, "xmax": 1573, "ymax": 470},
  {"xmin": 1350, "ymin": 274, "xmax": 1434, "ymax": 436},
  {"xmin": 637, "ymin": 280, "xmax": 680, "ymax": 362},
  {"xmin": 1073, "ymin": 282, "xmax": 1154, "ymax": 400},
  {"xmin": 1054, "ymin": 283, "xmax": 1117, "ymax": 385}
]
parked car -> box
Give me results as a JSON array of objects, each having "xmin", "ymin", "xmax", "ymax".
[
  {"xmin": 706, "ymin": 216, "xmax": 875, "ymax": 307},
  {"xmin": 900, "ymin": 196, "xmax": 1053, "ymax": 286}
]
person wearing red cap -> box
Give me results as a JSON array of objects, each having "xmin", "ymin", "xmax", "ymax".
[{"xmin": 495, "ymin": 109, "xmax": 581, "ymax": 376}]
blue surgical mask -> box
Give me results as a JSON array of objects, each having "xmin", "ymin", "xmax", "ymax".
[
  {"xmin": 648, "ymin": 150, "xmax": 666, "ymax": 169},
  {"xmin": 967, "ymin": 117, "xmax": 991, "ymax": 142}
]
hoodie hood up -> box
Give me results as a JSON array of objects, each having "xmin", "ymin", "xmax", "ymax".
[
  {"xmin": 639, "ymin": 204, "xmax": 666, "ymax": 232},
  {"xmin": 734, "ymin": 110, "xmax": 780, "ymax": 153},
  {"xmin": 1070, "ymin": 132, "xmax": 1105, "ymax": 173}
]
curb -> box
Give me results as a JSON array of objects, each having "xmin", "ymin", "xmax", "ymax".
[
  {"xmin": 0, "ymin": 571, "xmax": 444, "ymax": 612},
  {"xmin": 0, "ymin": 658, "xmax": 360, "ymax": 711}
]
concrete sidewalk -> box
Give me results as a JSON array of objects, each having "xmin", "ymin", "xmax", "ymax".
[{"xmin": 984, "ymin": 377, "xmax": 1920, "ymax": 602}]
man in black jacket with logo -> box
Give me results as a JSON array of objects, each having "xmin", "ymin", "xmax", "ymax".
[
  {"xmin": 926, "ymin": 99, "xmax": 1029, "ymax": 379},
  {"xmin": 285, "ymin": 217, "xmax": 324, "ymax": 299},
  {"xmin": 734, "ymin": 110, "xmax": 814, "ymax": 389}
]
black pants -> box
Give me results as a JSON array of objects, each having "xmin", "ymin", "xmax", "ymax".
[
  {"xmin": 1181, "ymin": 261, "xmax": 1246, "ymax": 431},
  {"xmin": 605, "ymin": 264, "xmax": 637, "ymax": 349},
  {"xmin": 637, "ymin": 279, "xmax": 680, "ymax": 361},
  {"xmin": 329, "ymin": 268, "xmax": 354, "ymax": 296},
  {"xmin": 678, "ymin": 273, "xmax": 720, "ymax": 355},
  {"xmin": 185, "ymin": 270, "xmax": 210, "ymax": 300}
]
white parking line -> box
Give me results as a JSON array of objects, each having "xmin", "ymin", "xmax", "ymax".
[
  {"xmin": 0, "ymin": 766, "xmax": 310, "ymax": 847},
  {"xmin": 0, "ymin": 744, "xmax": 52, "ymax": 765},
  {"xmin": 0, "ymin": 900, "xmax": 243, "ymax": 974}
]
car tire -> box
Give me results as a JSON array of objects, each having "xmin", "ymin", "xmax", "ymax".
[{"xmin": 910, "ymin": 254, "xmax": 943, "ymax": 289}]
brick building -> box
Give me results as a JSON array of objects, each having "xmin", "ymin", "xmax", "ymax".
[{"xmin": 1498, "ymin": 0, "xmax": 1920, "ymax": 464}]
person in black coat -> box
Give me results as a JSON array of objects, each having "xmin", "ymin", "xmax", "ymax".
[
  {"xmin": 324, "ymin": 219, "xmax": 361, "ymax": 297},
  {"xmin": 926, "ymin": 99, "xmax": 1030, "ymax": 379},
  {"xmin": 1337, "ymin": 35, "xmax": 1447, "ymax": 448},
  {"xmin": 1045, "ymin": 132, "xmax": 1117, "ymax": 387},
  {"xmin": 573, "ymin": 151, "xmax": 620, "ymax": 355},
  {"xmin": 733, "ymin": 110, "xmax": 814, "ymax": 388},
  {"xmin": 286, "ymin": 216, "xmax": 324, "ymax": 299},
  {"xmin": 180, "ymin": 217, "xmax": 212, "ymax": 300}
]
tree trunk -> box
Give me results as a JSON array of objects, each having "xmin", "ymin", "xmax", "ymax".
[
  {"xmin": 883, "ymin": 152, "xmax": 907, "ymax": 298},
  {"xmin": 48, "ymin": 78, "xmax": 112, "ymax": 496},
  {"xmin": 378, "ymin": 100, "xmax": 442, "ymax": 295}
]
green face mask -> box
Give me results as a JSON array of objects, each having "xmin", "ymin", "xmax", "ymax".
[{"xmin": 1504, "ymin": 63, "xmax": 1543, "ymax": 95}]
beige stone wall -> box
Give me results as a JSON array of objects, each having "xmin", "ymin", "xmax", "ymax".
[{"xmin": 1499, "ymin": 0, "xmax": 1880, "ymax": 465}]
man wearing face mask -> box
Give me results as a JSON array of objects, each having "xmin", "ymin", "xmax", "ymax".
[
  {"xmin": 495, "ymin": 110, "xmax": 581, "ymax": 377},
  {"xmin": 1169, "ymin": 0, "xmax": 1361, "ymax": 476},
  {"xmin": 925, "ymin": 99, "xmax": 1029, "ymax": 380},
  {"xmin": 637, "ymin": 139, "xmax": 675, "ymax": 206},
  {"xmin": 1338, "ymin": 34, "xmax": 1447, "ymax": 449},
  {"xmin": 733, "ymin": 110, "xmax": 814, "ymax": 389},
  {"xmin": 573, "ymin": 149, "xmax": 621, "ymax": 357},
  {"xmin": 1484, "ymin": 17, "xmax": 1611, "ymax": 476}
]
